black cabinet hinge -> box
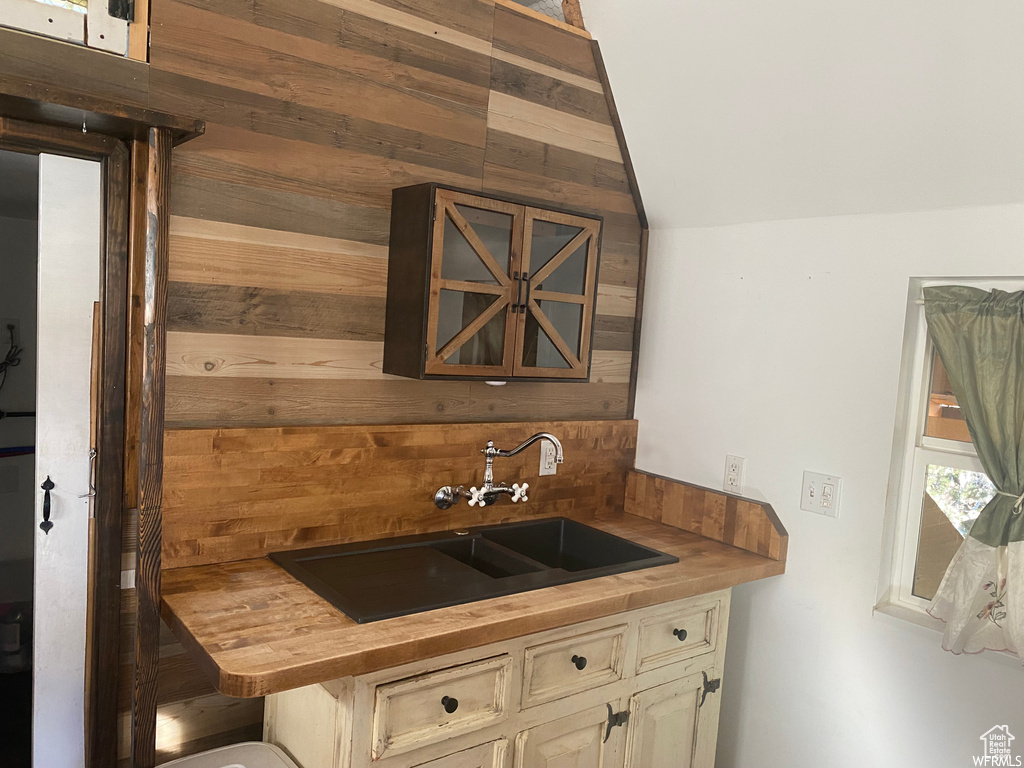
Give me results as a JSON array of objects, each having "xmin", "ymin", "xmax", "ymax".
[
  {"xmin": 604, "ymin": 703, "xmax": 630, "ymax": 742},
  {"xmin": 699, "ymin": 671, "xmax": 721, "ymax": 707}
]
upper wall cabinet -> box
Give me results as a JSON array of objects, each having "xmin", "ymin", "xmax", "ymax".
[{"xmin": 384, "ymin": 184, "xmax": 602, "ymax": 381}]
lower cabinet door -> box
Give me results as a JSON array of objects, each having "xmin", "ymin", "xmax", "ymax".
[
  {"xmin": 623, "ymin": 671, "xmax": 721, "ymax": 768},
  {"xmin": 513, "ymin": 702, "xmax": 625, "ymax": 768},
  {"xmin": 414, "ymin": 739, "xmax": 508, "ymax": 768}
]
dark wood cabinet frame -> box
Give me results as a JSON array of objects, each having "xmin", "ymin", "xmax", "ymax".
[
  {"xmin": 385, "ymin": 183, "xmax": 603, "ymax": 382},
  {"xmin": 0, "ymin": 105, "xmax": 202, "ymax": 768}
]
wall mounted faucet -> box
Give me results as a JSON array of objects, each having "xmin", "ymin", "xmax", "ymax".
[{"xmin": 434, "ymin": 432, "xmax": 564, "ymax": 509}]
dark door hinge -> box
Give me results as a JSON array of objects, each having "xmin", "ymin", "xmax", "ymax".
[
  {"xmin": 604, "ymin": 703, "xmax": 630, "ymax": 742},
  {"xmin": 699, "ymin": 671, "xmax": 721, "ymax": 707}
]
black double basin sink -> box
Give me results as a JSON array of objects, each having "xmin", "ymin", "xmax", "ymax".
[{"xmin": 270, "ymin": 518, "xmax": 678, "ymax": 623}]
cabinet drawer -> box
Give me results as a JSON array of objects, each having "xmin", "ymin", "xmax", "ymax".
[
  {"xmin": 636, "ymin": 601, "xmax": 720, "ymax": 674},
  {"xmin": 522, "ymin": 625, "xmax": 627, "ymax": 708},
  {"xmin": 412, "ymin": 739, "xmax": 508, "ymax": 768},
  {"xmin": 372, "ymin": 656, "xmax": 512, "ymax": 760}
]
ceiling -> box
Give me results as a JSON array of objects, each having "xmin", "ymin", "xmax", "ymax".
[
  {"xmin": 585, "ymin": 0, "xmax": 1024, "ymax": 229},
  {"xmin": 0, "ymin": 150, "xmax": 39, "ymax": 221}
]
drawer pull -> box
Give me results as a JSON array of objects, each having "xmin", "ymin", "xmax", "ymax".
[
  {"xmin": 570, "ymin": 655, "xmax": 588, "ymax": 671},
  {"xmin": 440, "ymin": 696, "xmax": 459, "ymax": 714},
  {"xmin": 672, "ymin": 628, "xmax": 688, "ymax": 641}
]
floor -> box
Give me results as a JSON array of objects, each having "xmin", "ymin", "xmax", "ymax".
[{"xmin": 0, "ymin": 669, "xmax": 31, "ymax": 767}]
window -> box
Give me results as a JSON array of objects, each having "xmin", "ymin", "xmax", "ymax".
[
  {"xmin": 879, "ymin": 278, "xmax": 1020, "ymax": 623},
  {"xmin": 0, "ymin": 0, "xmax": 132, "ymax": 57}
]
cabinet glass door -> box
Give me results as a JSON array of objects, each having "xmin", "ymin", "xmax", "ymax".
[
  {"xmin": 425, "ymin": 191, "xmax": 521, "ymax": 376},
  {"xmin": 514, "ymin": 209, "xmax": 600, "ymax": 378}
]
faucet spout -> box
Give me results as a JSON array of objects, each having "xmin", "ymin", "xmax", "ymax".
[
  {"xmin": 492, "ymin": 432, "xmax": 563, "ymax": 463},
  {"xmin": 434, "ymin": 432, "xmax": 565, "ymax": 510}
]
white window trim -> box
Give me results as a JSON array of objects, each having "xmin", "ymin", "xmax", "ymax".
[
  {"xmin": 0, "ymin": 0, "xmax": 128, "ymax": 55},
  {"xmin": 86, "ymin": 0, "xmax": 128, "ymax": 55},
  {"xmin": 876, "ymin": 276, "xmax": 1024, "ymax": 630},
  {"xmin": 0, "ymin": 0, "xmax": 85, "ymax": 45}
]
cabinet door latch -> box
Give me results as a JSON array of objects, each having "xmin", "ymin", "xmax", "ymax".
[
  {"xmin": 604, "ymin": 703, "xmax": 630, "ymax": 742},
  {"xmin": 700, "ymin": 671, "xmax": 721, "ymax": 707}
]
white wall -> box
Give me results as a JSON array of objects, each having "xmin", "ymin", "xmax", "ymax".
[
  {"xmin": 635, "ymin": 205, "xmax": 1024, "ymax": 767},
  {"xmin": 0, "ymin": 213, "xmax": 38, "ymax": 570},
  {"xmin": 580, "ymin": 0, "xmax": 1024, "ymax": 763},
  {"xmin": 584, "ymin": 0, "xmax": 1024, "ymax": 229}
]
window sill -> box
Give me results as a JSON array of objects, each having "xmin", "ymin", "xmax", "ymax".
[
  {"xmin": 873, "ymin": 600, "xmax": 945, "ymax": 634},
  {"xmin": 874, "ymin": 600, "xmax": 1024, "ymax": 667}
]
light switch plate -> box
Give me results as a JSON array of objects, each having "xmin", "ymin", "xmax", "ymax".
[
  {"xmin": 539, "ymin": 440, "xmax": 558, "ymax": 476},
  {"xmin": 801, "ymin": 470, "xmax": 841, "ymax": 518}
]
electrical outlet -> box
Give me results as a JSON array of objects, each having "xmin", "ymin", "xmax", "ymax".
[
  {"xmin": 724, "ymin": 454, "xmax": 745, "ymax": 494},
  {"xmin": 0, "ymin": 319, "xmax": 20, "ymax": 346},
  {"xmin": 801, "ymin": 470, "xmax": 841, "ymax": 518},
  {"xmin": 539, "ymin": 440, "xmax": 558, "ymax": 476}
]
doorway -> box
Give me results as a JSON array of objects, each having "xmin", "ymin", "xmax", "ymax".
[
  {"xmin": 0, "ymin": 147, "xmax": 103, "ymax": 768},
  {"xmin": 0, "ymin": 147, "xmax": 39, "ymax": 768}
]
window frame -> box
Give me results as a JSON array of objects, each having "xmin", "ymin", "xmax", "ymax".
[{"xmin": 877, "ymin": 277, "xmax": 1023, "ymax": 627}]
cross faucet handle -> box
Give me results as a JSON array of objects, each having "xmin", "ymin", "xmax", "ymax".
[
  {"xmin": 511, "ymin": 482, "xmax": 529, "ymax": 503},
  {"xmin": 468, "ymin": 487, "xmax": 487, "ymax": 507}
]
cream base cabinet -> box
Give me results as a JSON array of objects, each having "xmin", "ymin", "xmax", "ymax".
[
  {"xmin": 265, "ymin": 590, "xmax": 730, "ymax": 768},
  {"xmin": 624, "ymin": 672, "xmax": 722, "ymax": 768},
  {"xmin": 513, "ymin": 700, "xmax": 628, "ymax": 768}
]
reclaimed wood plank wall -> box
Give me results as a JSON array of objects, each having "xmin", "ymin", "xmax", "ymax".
[
  {"xmin": 153, "ymin": 0, "xmax": 639, "ymax": 428},
  {"xmin": 83, "ymin": 0, "xmax": 644, "ymax": 763}
]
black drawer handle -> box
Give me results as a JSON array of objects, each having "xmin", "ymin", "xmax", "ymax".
[
  {"xmin": 441, "ymin": 696, "xmax": 459, "ymax": 714},
  {"xmin": 571, "ymin": 654, "xmax": 587, "ymax": 670},
  {"xmin": 672, "ymin": 628, "xmax": 688, "ymax": 641}
]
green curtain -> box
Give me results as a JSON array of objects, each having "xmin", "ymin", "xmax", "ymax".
[{"xmin": 924, "ymin": 286, "xmax": 1024, "ymax": 547}]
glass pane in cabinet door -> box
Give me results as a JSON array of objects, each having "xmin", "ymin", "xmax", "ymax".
[
  {"xmin": 521, "ymin": 301, "xmax": 583, "ymax": 369},
  {"xmin": 436, "ymin": 289, "xmax": 507, "ymax": 366},
  {"xmin": 441, "ymin": 205, "xmax": 514, "ymax": 285},
  {"xmin": 529, "ymin": 220, "xmax": 583, "ymax": 277},
  {"xmin": 536, "ymin": 240, "xmax": 588, "ymax": 296}
]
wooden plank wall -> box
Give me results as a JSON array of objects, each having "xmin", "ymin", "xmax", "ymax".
[
  {"xmin": 88, "ymin": 0, "xmax": 644, "ymax": 763},
  {"xmin": 150, "ymin": 0, "xmax": 638, "ymax": 428}
]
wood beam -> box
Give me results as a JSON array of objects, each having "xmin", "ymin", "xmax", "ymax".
[{"xmin": 130, "ymin": 127, "xmax": 172, "ymax": 768}]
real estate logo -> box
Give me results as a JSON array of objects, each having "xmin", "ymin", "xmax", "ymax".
[{"xmin": 975, "ymin": 726, "xmax": 1022, "ymax": 767}]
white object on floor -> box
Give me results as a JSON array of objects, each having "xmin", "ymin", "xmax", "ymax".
[{"xmin": 158, "ymin": 742, "xmax": 300, "ymax": 768}]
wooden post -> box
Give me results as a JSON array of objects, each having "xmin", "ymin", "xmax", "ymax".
[
  {"xmin": 129, "ymin": 126, "xmax": 172, "ymax": 768},
  {"xmin": 87, "ymin": 141, "xmax": 131, "ymax": 768}
]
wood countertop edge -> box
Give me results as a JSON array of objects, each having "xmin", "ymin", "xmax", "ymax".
[
  {"xmin": 161, "ymin": 514, "xmax": 787, "ymax": 698},
  {"xmin": 244, "ymin": 560, "xmax": 781, "ymax": 698}
]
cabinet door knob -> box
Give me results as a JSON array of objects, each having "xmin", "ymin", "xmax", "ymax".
[
  {"xmin": 441, "ymin": 696, "xmax": 459, "ymax": 714},
  {"xmin": 571, "ymin": 654, "xmax": 587, "ymax": 670},
  {"xmin": 672, "ymin": 628, "xmax": 688, "ymax": 641}
]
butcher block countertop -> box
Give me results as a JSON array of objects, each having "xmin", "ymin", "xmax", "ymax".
[{"xmin": 161, "ymin": 511, "xmax": 786, "ymax": 698}]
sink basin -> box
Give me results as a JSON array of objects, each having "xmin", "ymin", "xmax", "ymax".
[
  {"xmin": 270, "ymin": 518, "xmax": 678, "ymax": 623},
  {"xmin": 432, "ymin": 537, "xmax": 542, "ymax": 579},
  {"xmin": 481, "ymin": 518, "xmax": 666, "ymax": 572}
]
